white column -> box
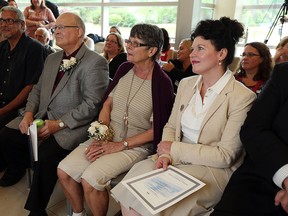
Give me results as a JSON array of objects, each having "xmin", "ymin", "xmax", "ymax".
[{"xmin": 175, "ymin": 0, "xmax": 201, "ymax": 47}]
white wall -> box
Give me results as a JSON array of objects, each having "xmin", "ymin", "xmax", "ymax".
[{"xmin": 214, "ymin": 0, "xmax": 236, "ymax": 19}]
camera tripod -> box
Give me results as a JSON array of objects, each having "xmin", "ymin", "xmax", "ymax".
[{"xmin": 264, "ymin": 0, "xmax": 288, "ymax": 44}]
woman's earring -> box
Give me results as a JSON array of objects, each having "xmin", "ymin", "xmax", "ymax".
[{"xmin": 218, "ymin": 60, "xmax": 222, "ymax": 65}]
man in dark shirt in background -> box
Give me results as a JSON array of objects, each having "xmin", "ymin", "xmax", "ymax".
[
  {"xmin": 0, "ymin": 6, "xmax": 46, "ymax": 170},
  {"xmin": 45, "ymin": 0, "xmax": 59, "ymax": 19}
]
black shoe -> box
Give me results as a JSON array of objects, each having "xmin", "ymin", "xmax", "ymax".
[
  {"xmin": 28, "ymin": 210, "xmax": 48, "ymax": 216},
  {"xmin": 0, "ymin": 169, "xmax": 25, "ymax": 187}
]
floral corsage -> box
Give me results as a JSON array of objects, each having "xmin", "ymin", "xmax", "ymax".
[
  {"xmin": 87, "ymin": 120, "xmax": 114, "ymax": 141},
  {"xmin": 59, "ymin": 57, "xmax": 78, "ymax": 73}
]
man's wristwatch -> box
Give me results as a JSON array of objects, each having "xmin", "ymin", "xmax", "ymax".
[
  {"xmin": 58, "ymin": 120, "xmax": 65, "ymax": 128},
  {"xmin": 123, "ymin": 141, "xmax": 129, "ymax": 150}
]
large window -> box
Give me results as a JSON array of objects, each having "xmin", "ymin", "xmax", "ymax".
[
  {"xmin": 16, "ymin": 0, "xmax": 215, "ymax": 47},
  {"xmin": 239, "ymin": 0, "xmax": 288, "ymax": 47},
  {"xmin": 17, "ymin": 0, "xmax": 179, "ymax": 42}
]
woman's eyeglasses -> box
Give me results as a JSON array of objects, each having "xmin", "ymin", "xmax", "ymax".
[
  {"xmin": 240, "ymin": 52, "xmax": 260, "ymax": 57},
  {"xmin": 125, "ymin": 39, "xmax": 147, "ymax": 48},
  {"xmin": 106, "ymin": 39, "xmax": 118, "ymax": 45}
]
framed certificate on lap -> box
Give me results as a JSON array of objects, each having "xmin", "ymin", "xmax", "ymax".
[{"xmin": 122, "ymin": 165, "xmax": 205, "ymax": 215}]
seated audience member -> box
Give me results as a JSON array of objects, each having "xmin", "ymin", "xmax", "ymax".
[
  {"xmin": 103, "ymin": 32, "xmax": 127, "ymax": 79},
  {"xmin": 111, "ymin": 17, "xmax": 256, "ymax": 216},
  {"xmin": 160, "ymin": 28, "xmax": 173, "ymax": 62},
  {"xmin": 8, "ymin": 0, "xmax": 18, "ymax": 8},
  {"xmin": 35, "ymin": 27, "xmax": 56, "ymax": 55},
  {"xmin": 23, "ymin": 0, "xmax": 56, "ymax": 39},
  {"xmin": 45, "ymin": 0, "xmax": 59, "ymax": 19},
  {"xmin": 212, "ymin": 63, "xmax": 288, "ymax": 216},
  {"xmin": 235, "ymin": 42, "xmax": 272, "ymax": 95},
  {"xmin": 44, "ymin": 0, "xmax": 59, "ymax": 46},
  {"xmin": 57, "ymin": 23, "xmax": 174, "ymax": 216},
  {"xmin": 162, "ymin": 38, "xmax": 196, "ymax": 93},
  {"xmin": 274, "ymin": 36, "xmax": 288, "ymax": 64},
  {"xmin": 0, "ymin": 6, "xmax": 46, "ymax": 174},
  {"xmin": 84, "ymin": 35, "xmax": 94, "ymax": 50},
  {"xmin": 0, "ymin": 6, "xmax": 46, "ymax": 131},
  {"xmin": 109, "ymin": 25, "xmax": 121, "ymax": 35},
  {"xmin": 0, "ymin": 12, "xmax": 109, "ymax": 216}
]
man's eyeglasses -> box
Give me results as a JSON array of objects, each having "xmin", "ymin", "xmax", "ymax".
[
  {"xmin": 52, "ymin": 25, "xmax": 79, "ymax": 31},
  {"xmin": 240, "ymin": 52, "xmax": 260, "ymax": 57},
  {"xmin": 0, "ymin": 18, "xmax": 21, "ymax": 25},
  {"xmin": 125, "ymin": 39, "xmax": 148, "ymax": 48}
]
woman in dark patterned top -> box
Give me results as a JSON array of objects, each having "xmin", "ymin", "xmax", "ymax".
[{"xmin": 235, "ymin": 42, "xmax": 272, "ymax": 95}]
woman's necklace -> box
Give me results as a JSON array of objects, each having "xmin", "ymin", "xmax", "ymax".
[{"xmin": 120, "ymin": 68, "xmax": 152, "ymax": 139}]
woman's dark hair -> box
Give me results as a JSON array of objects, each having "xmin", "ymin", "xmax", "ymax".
[
  {"xmin": 236, "ymin": 42, "xmax": 272, "ymax": 81},
  {"xmin": 31, "ymin": 0, "xmax": 45, "ymax": 10},
  {"xmin": 161, "ymin": 28, "xmax": 171, "ymax": 53},
  {"xmin": 0, "ymin": 0, "xmax": 8, "ymax": 9},
  {"xmin": 130, "ymin": 23, "xmax": 163, "ymax": 61},
  {"xmin": 191, "ymin": 16, "xmax": 244, "ymax": 69},
  {"xmin": 110, "ymin": 25, "xmax": 121, "ymax": 35}
]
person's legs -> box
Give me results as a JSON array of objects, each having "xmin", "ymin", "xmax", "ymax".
[
  {"xmin": 0, "ymin": 109, "xmax": 18, "ymax": 129},
  {"xmin": 82, "ymin": 149, "xmax": 150, "ymax": 216},
  {"xmin": 58, "ymin": 142, "xmax": 93, "ymax": 214},
  {"xmin": 0, "ymin": 126, "xmax": 29, "ymax": 186},
  {"xmin": 82, "ymin": 179, "xmax": 109, "ymax": 216},
  {"xmin": 24, "ymin": 135, "xmax": 70, "ymax": 215},
  {"xmin": 58, "ymin": 168, "xmax": 85, "ymax": 213}
]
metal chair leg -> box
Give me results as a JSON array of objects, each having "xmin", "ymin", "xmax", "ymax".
[
  {"xmin": 66, "ymin": 200, "xmax": 73, "ymax": 216},
  {"xmin": 26, "ymin": 168, "xmax": 32, "ymax": 189}
]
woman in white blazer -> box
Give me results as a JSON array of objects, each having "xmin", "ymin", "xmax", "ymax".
[{"xmin": 111, "ymin": 17, "xmax": 256, "ymax": 216}]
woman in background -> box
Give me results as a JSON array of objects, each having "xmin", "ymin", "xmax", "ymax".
[
  {"xmin": 162, "ymin": 38, "xmax": 196, "ymax": 93},
  {"xmin": 160, "ymin": 28, "xmax": 173, "ymax": 62},
  {"xmin": 23, "ymin": 0, "xmax": 55, "ymax": 39},
  {"xmin": 235, "ymin": 42, "xmax": 272, "ymax": 95},
  {"xmin": 109, "ymin": 25, "xmax": 121, "ymax": 35},
  {"xmin": 8, "ymin": 0, "xmax": 18, "ymax": 8},
  {"xmin": 273, "ymin": 36, "xmax": 288, "ymax": 64},
  {"xmin": 103, "ymin": 32, "xmax": 127, "ymax": 79}
]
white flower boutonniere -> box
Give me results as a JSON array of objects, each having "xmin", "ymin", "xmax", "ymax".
[
  {"xmin": 59, "ymin": 57, "xmax": 78, "ymax": 73},
  {"xmin": 88, "ymin": 120, "xmax": 114, "ymax": 141}
]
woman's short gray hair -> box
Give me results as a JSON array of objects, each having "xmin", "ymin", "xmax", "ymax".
[{"xmin": 130, "ymin": 23, "xmax": 163, "ymax": 61}]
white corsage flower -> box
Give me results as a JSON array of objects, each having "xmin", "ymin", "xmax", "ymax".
[
  {"xmin": 59, "ymin": 57, "xmax": 78, "ymax": 73},
  {"xmin": 88, "ymin": 120, "xmax": 114, "ymax": 141}
]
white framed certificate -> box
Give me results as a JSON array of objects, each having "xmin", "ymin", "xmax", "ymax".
[{"xmin": 122, "ymin": 165, "xmax": 205, "ymax": 215}]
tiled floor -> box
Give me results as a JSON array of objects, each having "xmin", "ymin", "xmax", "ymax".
[{"xmin": 0, "ymin": 170, "xmax": 120, "ymax": 216}]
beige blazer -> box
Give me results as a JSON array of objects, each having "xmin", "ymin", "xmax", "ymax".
[{"xmin": 162, "ymin": 74, "xmax": 256, "ymax": 189}]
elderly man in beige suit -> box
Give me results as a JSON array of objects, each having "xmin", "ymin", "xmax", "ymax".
[{"xmin": 0, "ymin": 12, "xmax": 109, "ymax": 216}]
